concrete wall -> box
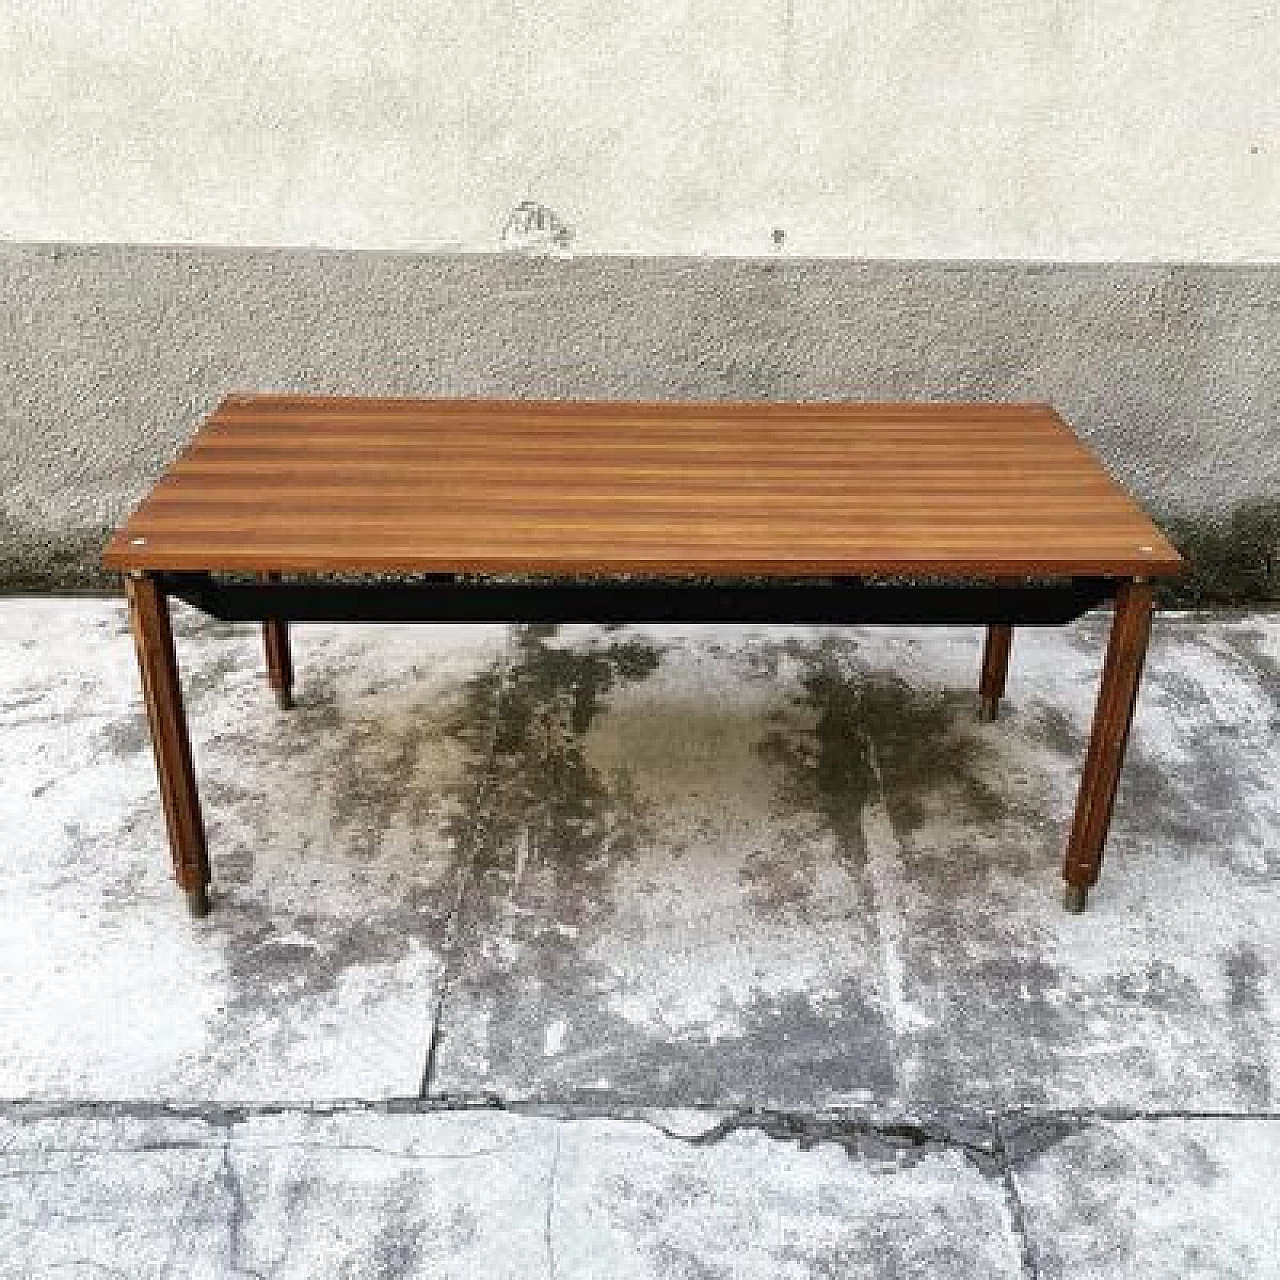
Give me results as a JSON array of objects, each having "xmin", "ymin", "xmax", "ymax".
[
  {"xmin": 1, "ymin": 4, "xmax": 1277, "ymax": 596},
  {"xmin": 2, "ymin": 244, "xmax": 1277, "ymax": 598},
  {"xmin": 4, "ymin": 2, "xmax": 1277, "ymax": 258}
]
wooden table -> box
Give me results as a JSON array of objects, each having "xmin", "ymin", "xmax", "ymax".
[{"xmin": 104, "ymin": 396, "xmax": 1183, "ymax": 917}]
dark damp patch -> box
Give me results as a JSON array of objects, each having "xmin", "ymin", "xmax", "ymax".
[
  {"xmin": 167, "ymin": 643, "xmax": 508, "ymax": 1074},
  {"xmin": 93, "ymin": 636, "xmax": 249, "ymax": 759},
  {"xmin": 758, "ymin": 650, "xmax": 875, "ymax": 874},
  {"xmin": 1033, "ymin": 626, "xmax": 1275, "ymax": 879},
  {"xmin": 738, "ymin": 843, "xmax": 823, "ymax": 917},
  {"xmin": 1218, "ymin": 626, "xmax": 1280, "ymax": 716},
  {"xmin": 98, "ymin": 710, "xmax": 151, "ymax": 757},
  {"xmin": 324, "ymin": 711, "xmax": 442, "ymax": 863},
  {"xmin": 757, "ymin": 639, "xmax": 1005, "ymax": 871},
  {"xmin": 181, "ymin": 651, "xmax": 244, "ymax": 703},
  {"xmin": 1157, "ymin": 498, "xmax": 1280, "ymax": 607},
  {"xmin": 500, "ymin": 624, "xmax": 666, "ymax": 735},
  {"xmin": 899, "ymin": 946, "xmax": 1087, "ymax": 1109},
  {"xmin": 448, "ymin": 657, "xmax": 508, "ymax": 751},
  {"xmin": 1016, "ymin": 1131, "xmax": 1138, "ymax": 1276},
  {"xmin": 1225, "ymin": 942, "xmax": 1266, "ymax": 1014},
  {"xmin": 1117, "ymin": 716, "xmax": 1264, "ymax": 870},
  {"xmin": 170, "ymin": 607, "xmax": 235, "ymax": 640},
  {"xmin": 1026, "ymin": 701, "xmax": 1084, "ymax": 758},
  {"xmin": 999, "ymin": 1114, "xmax": 1089, "ymax": 1166},
  {"xmin": 871, "ymin": 686, "xmax": 1006, "ymax": 837},
  {"xmin": 1223, "ymin": 941, "xmax": 1273, "ymax": 1108},
  {"xmin": 1178, "ymin": 1136, "xmax": 1224, "ymax": 1188},
  {"xmin": 469, "ymin": 625, "xmax": 665, "ymax": 907},
  {"xmin": 288, "ymin": 665, "xmax": 344, "ymax": 734},
  {"xmin": 367, "ymin": 1172, "xmax": 431, "ymax": 1277},
  {"xmin": 0, "ymin": 516, "xmax": 116, "ymax": 592},
  {"xmin": 443, "ymin": 965, "xmax": 896, "ymax": 1108}
]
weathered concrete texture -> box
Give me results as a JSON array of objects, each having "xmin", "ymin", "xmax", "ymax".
[
  {"xmin": 0, "ymin": 1108, "xmax": 1026, "ymax": 1279},
  {"xmin": 3, "ymin": 599, "xmax": 1275, "ymax": 1115},
  {"xmin": 1159, "ymin": 499, "xmax": 1280, "ymax": 607},
  {"xmin": 1, "ymin": 245, "xmax": 1278, "ymax": 598},
  {"xmin": 3, "ymin": 3, "xmax": 1277, "ymax": 260},
  {"xmin": 0, "ymin": 598, "xmax": 508, "ymax": 1099},
  {"xmin": 431, "ymin": 619, "xmax": 1280, "ymax": 1111},
  {"xmin": 2, "ymin": 599, "xmax": 1279, "ymax": 1275},
  {"xmin": 1010, "ymin": 1117, "xmax": 1280, "ymax": 1279}
]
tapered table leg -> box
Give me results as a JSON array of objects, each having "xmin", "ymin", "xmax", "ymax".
[
  {"xmin": 261, "ymin": 572, "xmax": 294, "ymax": 709},
  {"xmin": 1062, "ymin": 579, "xmax": 1153, "ymax": 912},
  {"xmin": 979, "ymin": 624, "xmax": 1013, "ymax": 721},
  {"xmin": 125, "ymin": 573, "xmax": 211, "ymax": 916}
]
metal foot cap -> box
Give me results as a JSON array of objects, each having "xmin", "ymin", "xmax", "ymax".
[
  {"xmin": 275, "ymin": 689, "xmax": 294, "ymax": 710},
  {"xmin": 978, "ymin": 695, "xmax": 999, "ymax": 723},
  {"xmin": 1063, "ymin": 883, "xmax": 1088, "ymax": 914},
  {"xmin": 186, "ymin": 885, "xmax": 211, "ymax": 918}
]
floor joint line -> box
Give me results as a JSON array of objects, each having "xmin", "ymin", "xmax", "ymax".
[{"xmin": 418, "ymin": 636, "xmax": 516, "ymax": 1099}]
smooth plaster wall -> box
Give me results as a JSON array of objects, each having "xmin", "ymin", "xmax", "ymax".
[
  {"xmin": 1, "ymin": 244, "xmax": 1278, "ymax": 594},
  {"xmin": 2, "ymin": 1, "xmax": 1277, "ymax": 258}
]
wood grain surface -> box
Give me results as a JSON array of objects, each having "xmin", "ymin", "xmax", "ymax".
[{"xmin": 103, "ymin": 397, "xmax": 1184, "ymax": 577}]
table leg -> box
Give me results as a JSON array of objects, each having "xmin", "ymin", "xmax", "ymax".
[
  {"xmin": 979, "ymin": 624, "xmax": 1013, "ymax": 721},
  {"xmin": 1061, "ymin": 579, "xmax": 1153, "ymax": 912},
  {"xmin": 125, "ymin": 573, "xmax": 212, "ymax": 917},
  {"xmin": 261, "ymin": 573, "xmax": 294, "ymax": 709}
]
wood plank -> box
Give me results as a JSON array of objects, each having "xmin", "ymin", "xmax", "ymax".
[
  {"xmin": 103, "ymin": 397, "xmax": 1184, "ymax": 577},
  {"xmin": 158, "ymin": 475, "xmax": 1123, "ymax": 495},
  {"xmin": 170, "ymin": 462, "xmax": 1115, "ymax": 482},
  {"xmin": 142, "ymin": 493, "xmax": 1132, "ymax": 513},
  {"xmin": 185, "ymin": 443, "xmax": 1095, "ymax": 463}
]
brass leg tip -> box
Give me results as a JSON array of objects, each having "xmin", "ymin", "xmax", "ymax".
[
  {"xmin": 275, "ymin": 689, "xmax": 294, "ymax": 711},
  {"xmin": 979, "ymin": 695, "xmax": 999, "ymax": 723},
  {"xmin": 1063, "ymin": 883, "xmax": 1088, "ymax": 914},
  {"xmin": 185, "ymin": 885, "xmax": 211, "ymax": 918}
]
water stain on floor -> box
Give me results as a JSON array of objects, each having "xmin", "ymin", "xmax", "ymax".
[{"xmin": 434, "ymin": 627, "xmax": 906, "ymax": 1104}]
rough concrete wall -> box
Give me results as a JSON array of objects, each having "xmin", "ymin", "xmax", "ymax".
[
  {"xmin": 2, "ymin": 3, "xmax": 1276, "ymax": 258},
  {"xmin": 1, "ymin": 243, "xmax": 1277, "ymax": 597}
]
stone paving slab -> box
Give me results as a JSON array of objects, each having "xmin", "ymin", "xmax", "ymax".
[
  {"xmin": 0, "ymin": 600, "xmax": 507, "ymax": 1100},
  {"xmin": 1009, "ymin": 1115, "xmax": 1280, "ymax": 1279},
  {"xmin": 4, "ymin": 601, "xmax": 1275, "ymax": 1114},
  {"xmin": 432, "ymin": 624, "xmax": 898, "ymax": 1106},
  {"xmin": 0, "ymin": 1107, "xmax": 1026, "ymax": 1279},
  {"xmin": 432, "ymin": 619, "xmax": 1280, "ymax": 1111},
  {"xmin": 1, "ymin": 598, "xmax": 1278, "ymax": 1276}
]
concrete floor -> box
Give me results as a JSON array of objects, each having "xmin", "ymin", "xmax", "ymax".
[{"xmin": 0, "ymin": 598, "xmax": 1277, "ymax": 1278}]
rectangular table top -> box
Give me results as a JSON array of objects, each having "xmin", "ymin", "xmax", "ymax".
[{"xmin": 103, "ymin": 396, "xmax": 1183, "ymax": 578}]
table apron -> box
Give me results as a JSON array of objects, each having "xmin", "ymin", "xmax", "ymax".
[{"xmin": 153, "ymin": 572, "xmax": 1117, "ymax": 627}]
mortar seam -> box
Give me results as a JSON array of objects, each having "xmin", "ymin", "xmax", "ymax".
[
  {"xmin": 5, "ymin": 1097, "xmax": 1277, "ymax": 1126},
  {"xmin": 994, "ymin": 1117, "xmax": 1042, "ymax": 1280},
  {"xmin": 418, "ymin": 640, "xmax": 515, "ymax": 1098}
]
